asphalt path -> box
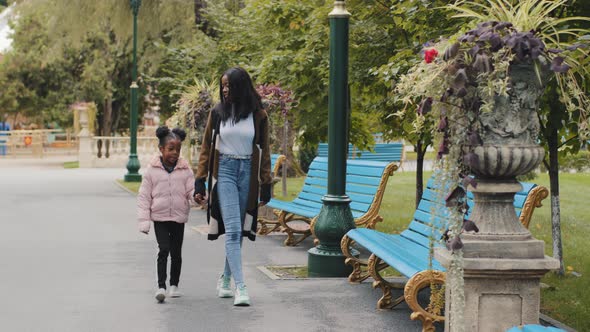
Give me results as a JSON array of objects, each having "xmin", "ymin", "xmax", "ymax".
[{"xmin": 0, "ymin": 162, "xmax": 424, "ymax": 332}]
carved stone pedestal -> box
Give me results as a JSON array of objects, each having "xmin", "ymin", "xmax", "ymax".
[
  {"xmin": 436, "ymin": 178, "xmax": 559, "ymax": 332},
  {"xmin": 437, "ymin": 245, "xmax": 558, "ymax": 332}
]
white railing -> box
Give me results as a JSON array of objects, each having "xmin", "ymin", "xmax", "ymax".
[{"xmin": 88, "ymin": 136, "xmax": 159, "ymax": 168}]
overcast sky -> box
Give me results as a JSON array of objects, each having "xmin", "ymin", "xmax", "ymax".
[{"xmin": 0, "ymin": 5, "xmax": 14, "ymax": 53}]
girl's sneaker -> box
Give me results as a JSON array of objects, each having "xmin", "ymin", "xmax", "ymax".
[
  {"xmin": 216, "ymin": 275, "xmax": 233, "ymax": 298},
  {"xmin": 233, "ymin": 285, "xmax": 250, "ymax": 306},
  {"xmin": 155, "ymin": 288, "xmax": 166, "ymax": 303},
  {"xmin": 169, "ymin": 286, "xmax": 182, "ymax": 298}
]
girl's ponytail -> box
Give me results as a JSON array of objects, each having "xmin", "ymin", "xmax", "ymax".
[
  {"xmin": 172, "ymin": 128, "xmax": 187, "ymax": 142},
  {"xmin": 156, "ymin": 126, "xmax": 186, "ymax": 146}
]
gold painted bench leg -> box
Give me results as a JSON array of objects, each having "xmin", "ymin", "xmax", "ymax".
[
  {"xmin": 342, "ymin": 235, "xmax": 388, "ymax": 283},
  {"xmin": 283, "ymin": 229, "xmax": 312, "ymax": 246},
  {"xmin": 257, "ymin": 209, "xmax": 284, "ymax": 235},
  {"xmin": 404, "ymin": 270, "xmax": 446, "ymax": 332},
  {"xmin": 368, "ymin": 254, "xmax": 404, "ymax": 309},
  {"xmin": 257, "ymin": 219, "xmax": 281, "ymax": 235},
  {"xmin": 278, "ymin": 212, "xmax": 312, "ymax": 246}
]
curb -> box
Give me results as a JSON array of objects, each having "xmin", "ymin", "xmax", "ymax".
[
  {"xmin": 113, "ymin": 180, "xmax": 137, "ymax": 196},
  {"xmin": 256, "ymin": 265, "xmax": 408, "ymax": 284},
  {"xmin": 540, "ymin": 313, "xmax": 577, "ymax": 332}
]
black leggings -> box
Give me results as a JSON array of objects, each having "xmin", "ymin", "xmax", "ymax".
[{"xmin": 154, "ymin": 222, "xmax": 185, "ymax": 289}]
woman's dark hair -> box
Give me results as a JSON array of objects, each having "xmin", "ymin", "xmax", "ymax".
[
  {"xmin": 217, "ymin": 67, "xmax": 263, "ymax": 124},
  {"xmin": 155, "ymin": 126, "xmax": 187, "ymax": 147}
]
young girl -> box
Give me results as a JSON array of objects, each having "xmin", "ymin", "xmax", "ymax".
[
  {"xmin": 194, "ymin": 67, "xmax": 273, "ymax": 306},
  {"xmin": 138, "ymin": 126, "xmax": 194, "ymax": 303}
]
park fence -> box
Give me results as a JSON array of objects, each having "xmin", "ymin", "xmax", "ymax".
[{"xmin": 0, "ymin": 129, "xmax": 77, "ymax": 158}]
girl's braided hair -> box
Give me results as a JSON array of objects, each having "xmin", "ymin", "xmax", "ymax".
[{"xmin": 155, "ymin": 126, "xmax": 187, "ymax": 147}]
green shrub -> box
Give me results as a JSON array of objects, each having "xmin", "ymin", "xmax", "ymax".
[
  {"xmin": 560, "ymin": 151, "xmax": 590, "ymax": 171},
  {"xmin": 298, "ymin": 145, "xmax": 317, "ymax": 173}
]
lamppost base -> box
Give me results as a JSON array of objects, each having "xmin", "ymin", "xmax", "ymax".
[
  {"xmin": 124, "ymin": 173, "xmax": 142, "ymax": 182},
  {"xmin": 125, "ymin": 155, "xmax": 142, "ymax": 182},
  {"xmin": 307, "ymin": 195, "xmax": 356, "ymax": 277},
  {"xmin": 308, "ymin": 246, "xmax": 356, "ymax": 278}
]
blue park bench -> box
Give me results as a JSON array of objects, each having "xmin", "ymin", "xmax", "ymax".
[
  {"xmin": 341, "ymin": 176, "xmax": 549, "ymax": 331},
  {"xmin": 317, "ymin": 142, "xmax": 405, "ymax": 163},
  {"xmin": 257, "ymin": 156, "xmax": 398, "ymax": 246},
  {"xmin": 507, "ymin": 325, "xmax": 565, "ymax": 332}
]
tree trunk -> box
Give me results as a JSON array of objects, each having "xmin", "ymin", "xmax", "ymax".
[
  {"xmin": 273, "ymin": 114, "xmax": 304, "ymax": 177},
  {"xmin": 282, "ymin": 117, "xmax": 288, "ymax": 197},
  {"xmin": 415, "ymin": 137, "xmax": 426, "ymax": 209},
  {"xmin": 547, "ymin": 129, "xmax": 565, "ymax": 275},
  {"xmin": 112, "ymin": 102, "xmax": 121, "ymax": 134},
  {"xmin": 194, "ymin": 0, "xmax": 216, "ymax": 37},
  {"xmin": 102, "ymin": 94, "xmax": 113, "ymax": 136}
]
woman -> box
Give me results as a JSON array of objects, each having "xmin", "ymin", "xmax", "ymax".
[{"xmin": 194, "ymin": 67, "xmax": 272, "ymax": 306}]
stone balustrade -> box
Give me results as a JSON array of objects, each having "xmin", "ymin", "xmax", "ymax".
[{"xmin": 88, "ymin": 136, "xmax": 159, "ymax": 168}]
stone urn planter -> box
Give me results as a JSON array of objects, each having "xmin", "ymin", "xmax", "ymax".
[{"xmin": 436, "ymin": 63, "xmax": 560, "ymax": 332}]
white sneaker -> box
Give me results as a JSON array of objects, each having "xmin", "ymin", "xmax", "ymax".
[
  {"xmin": 155, "ymin": 288, "xmax": 166, "ymax": 303},
  {"xmin": 233, "ymin": 285, "xmax": 250, "ymax": 306},
  {"xmin": 216, "ymin": 275, "xmax": 233, "ymax": 298},
  {"xmin": 169, "ymin": 285, "xmax": 182, "ymax": 298}
]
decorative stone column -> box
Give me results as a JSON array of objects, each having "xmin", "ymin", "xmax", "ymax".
[
  {"xmin": 435, "ymin": 64, "xmax": 559, "ymax": 331},
  {"xmin": 76, "ymin": 104, "xmax": 93, "ymax": 168}
]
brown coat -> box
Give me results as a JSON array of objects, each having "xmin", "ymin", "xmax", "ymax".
[{"xmin": 195, "ymin": 107, "xmax": 273, "ymax": 241}]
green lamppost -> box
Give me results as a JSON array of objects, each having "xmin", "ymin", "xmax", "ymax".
[
  {"xmin": 125, "ymin": 0, "xmax": 142, "ymax": 182},
  {"xmin": 308, "ymin": 1, "xmax": 356, "ymax": 277}
]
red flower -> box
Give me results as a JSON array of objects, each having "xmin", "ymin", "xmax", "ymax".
[{"xmin": 424, "ymin": 48, "xmax": 439, "ymax": 64}]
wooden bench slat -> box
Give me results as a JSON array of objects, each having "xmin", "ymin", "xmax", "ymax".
[
  {"xmin": 400, "ymin": 229, "xmax": 432, "ymax": 249},
  {"xmin": 317, "ymin": 143, "xmax": 404, "ymax": 163},
  {"xmin": 413, "ymin": 211, "xmax": 449, "ymax": 230},
  {"xmin": 267, "ymin": 200, "xmax": 317, "ymax": 218},
  {"xmin": 304, "ymin": 186, "xmax": 377, "ymax": 205},
  {"xmin": 345, "ymin": 175, "xmax": 384, "ymax": 186},
  {"xmin": 348, "ymin": 229, "xmax": 445, "ymax": 277},
  {"xmin": 408, "ymin": 220, "xmax": 445, "ymax": 240},
  {"xmin": 348, "ymin": 193, "xmax": 376, "ymax": 205},
  {"xmin": 350, "ymin": 201, "xmax": 372, "ymax": 213},
  {"xmin": 292, "ymin": 197, "xmax": 324, "ymax": 209},
  {"xmin": 305, "ymin": 172, "xmax": 383, "ymax": 187},
  {"xmin": 347, "ymin": 183, "xmax": 385, "ymax": 195}
]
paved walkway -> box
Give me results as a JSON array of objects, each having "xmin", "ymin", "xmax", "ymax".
[{"xmin": 0, "ymin": 160, "xmax": 424, "ymax": 332}]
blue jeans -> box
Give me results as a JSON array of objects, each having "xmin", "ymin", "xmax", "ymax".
[{"xmin": 217, "ymin": 155, "xmax": 251, "ymax": 288}]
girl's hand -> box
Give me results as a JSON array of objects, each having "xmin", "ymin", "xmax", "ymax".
[
  {"xmin": 194, "ymin": 193, "xmax": 207, "ymax": 206},
  {"xmin": 259, "ymin": 201, "xmax": 268, "ymax": 207}
]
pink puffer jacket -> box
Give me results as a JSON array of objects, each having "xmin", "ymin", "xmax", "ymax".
[{"xmin": 137, "ymin": 156, "xmax": 195, "ymax": 233}]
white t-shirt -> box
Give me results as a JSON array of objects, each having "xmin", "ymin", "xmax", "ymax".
[{"xmin": 218, "ymin": 111, "xmax": 255, "ymax": 156}]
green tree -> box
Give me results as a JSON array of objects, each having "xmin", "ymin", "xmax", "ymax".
[
  {"xmin": 0, "ymin": 10, "xmax": 78, "ymax": 127},
  {"xmin": 536, "ymin": 0, "xmax": 590, "ymax": 275},
  {"xmin": 6, "ymin": 0, "xmax": 197, "ymax": 133},
  {"xmin": 376, "ymin": 0, "xmax": 463, "ymax": 207}
]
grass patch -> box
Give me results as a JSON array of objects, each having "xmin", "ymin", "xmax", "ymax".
[
  {"xmin": 280, "ymin": 172, "xmax": 590, "ymax": 331},
  {"xmin": 266, "ymin": 265, "xmax": 308, "ymax": 278},
  {"xmin": 116, "ymin": 179, "xmax": 141, "ymax": 193},
  {"xmin": 63, "ymin": 161, "xmax": 79, "ymax": 169},
  {"xmin": 526, "ymin": 173, "xmax": 590, "ymax": 331},
  {"xmin": 404, "ymin": 151, "xmax": 436, "ymax": 161}
]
